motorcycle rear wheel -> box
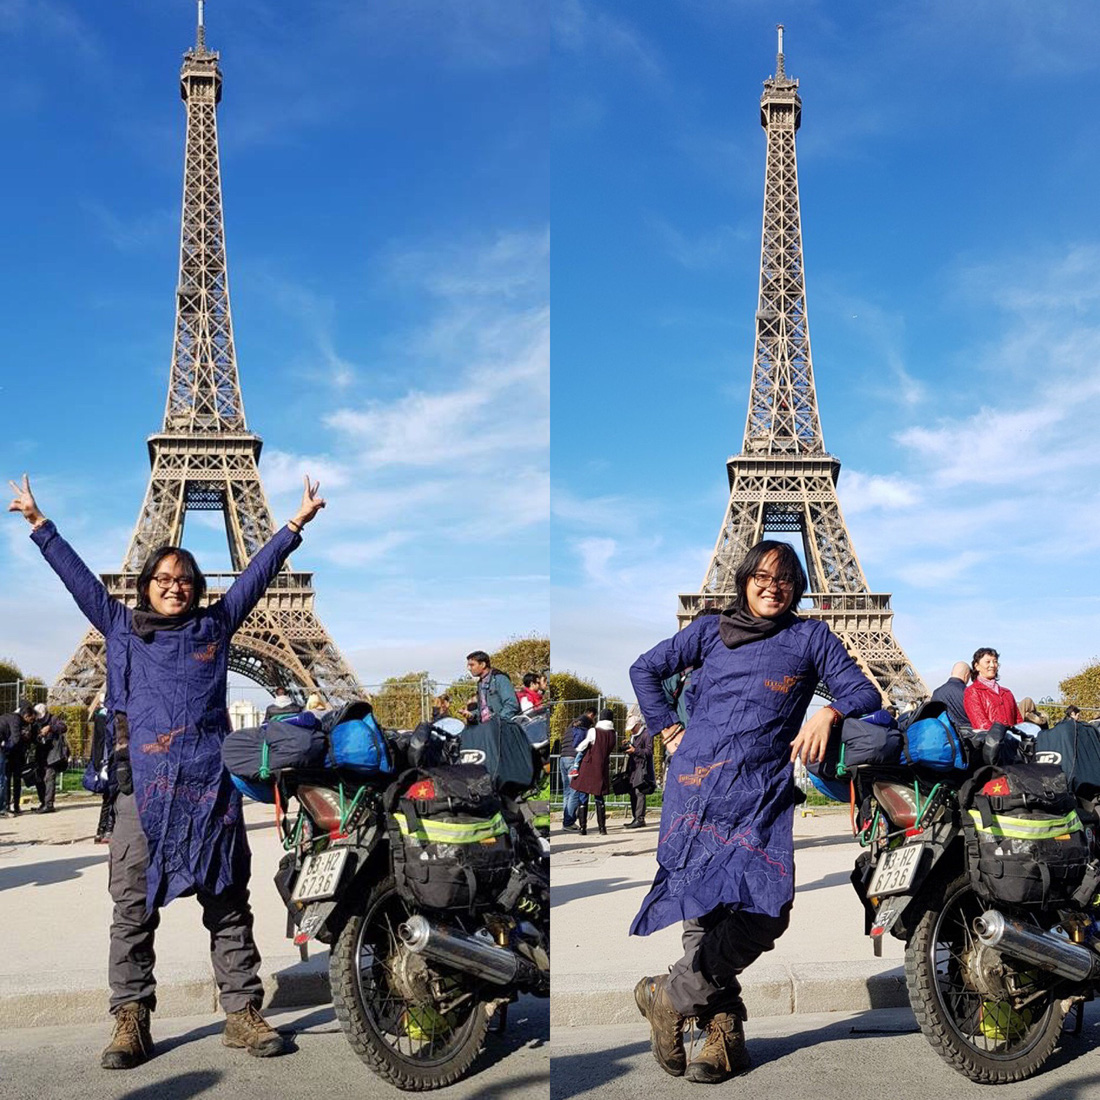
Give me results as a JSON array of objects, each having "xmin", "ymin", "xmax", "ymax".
[
  {"xmin": 330, "ymin": 875, "xmax": 491, "ymax": 1091},
  {"xmin": 905, "ymin": 871, "xmax": 1066, "ymax": 1083}
]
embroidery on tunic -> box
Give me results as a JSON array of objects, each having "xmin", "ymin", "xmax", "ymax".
[
  {"xmin": 141, "ymin": 726, "xmax": 185, "ymax": 754},
  {"xmin": 193, "ymin": 642, "xmax": 218, "ymax": 663},
  {"xmin": 763, "ymin": 674, "xmax": 800, "ymax": 694},
  {"xmin": 677, "ymin": 759, "xmax": 732, "ymax": 787}
]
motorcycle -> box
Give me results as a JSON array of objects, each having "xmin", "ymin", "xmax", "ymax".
[
  {"xmin": 267, "ymin": 708, "xmax": 550, "ymax": 1091},
  {"xmin": 849, "ymin": 736, "xmax": 1100, "ymax": 1084}
]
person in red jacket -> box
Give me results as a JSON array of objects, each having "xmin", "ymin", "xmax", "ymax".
[{"xmin": 963, "ymin": 647, "xmax": 1024, "ymax": 730}]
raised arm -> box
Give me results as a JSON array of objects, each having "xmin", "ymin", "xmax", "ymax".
[
  {"xmin": 216, "ymin": 476, "xmax": 323, "ymax": 634},
  {"xmin": 9, "ymin": 475, "xmax": 124, "ymax": 637}
]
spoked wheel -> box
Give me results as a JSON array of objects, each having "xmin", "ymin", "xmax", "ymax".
[
  {"xmin": 905, "ymin": 872, "xmax": 1066, "ymax": 1083},
  {"xmin": 330, "ymin": 875, "xmax": 491, "ymax": 1090}
]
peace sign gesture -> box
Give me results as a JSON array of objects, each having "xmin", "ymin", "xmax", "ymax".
[
  {"xmin": 289, "ymin": 475, "xmax": 326, "ymax": 530},
  {"xmin": 7, "ymin": 474, "xmax": 45, "ymax": 527}
]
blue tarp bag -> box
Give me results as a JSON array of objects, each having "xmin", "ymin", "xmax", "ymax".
[
  {"xmin": 807, "ymin": 771, "xmax": 849, "ymax": 803},
  {"xmin": 327, "ymin": 711, "xmax": 393, "ymax": 774},
  {"xmin": 900, "ymin": 709, "xmax": 966, "ymax": 771},
  {"xmin": 230, "ymin": 774, "xmax": 277, "ymax": 804}
]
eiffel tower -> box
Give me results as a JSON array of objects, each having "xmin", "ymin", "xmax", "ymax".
[
  {"xmin": 52, "ymin": 4, "xmax": 365, "ymax": 707},
  {"xmin": 677, "ymin": 27, "xmax": 927, "ymax": 708}
]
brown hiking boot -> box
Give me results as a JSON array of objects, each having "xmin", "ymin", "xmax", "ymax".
[
  {"xmin": 634, "ymin": 974, "xmax": 686, "ymax": 1076},
  {"xmin": 685, "ymin": 1012, "xmax": 751, "ymax": 1084},
  {"xmin": 223, "ymin": 1003, "xmax": 286, "ymax": 1057},
  {"xmin": 101, "ymin": 1003, "xmax": 154, "ymax": 1070}
]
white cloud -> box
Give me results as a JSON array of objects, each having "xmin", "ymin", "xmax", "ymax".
[
  {"xmin": 647, "ymin": 216, "xmax": 749, "ymax": 271},
  {"xmin": 553, "ymin": 0, "xmax": 664, "ymax": 84}
]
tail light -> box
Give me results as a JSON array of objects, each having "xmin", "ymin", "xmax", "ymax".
[{"xmin": 872, "ymin": 780, "xmax": 919, "ymax": 829}]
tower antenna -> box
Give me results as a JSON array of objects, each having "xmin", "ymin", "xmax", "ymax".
[
  {"xmin": 775, "ymin": 23, "xmax": 785, "ymax": 80},
  {"xmin": 197, "ymin": 0, "xmax": 205, "ymax": 51}
]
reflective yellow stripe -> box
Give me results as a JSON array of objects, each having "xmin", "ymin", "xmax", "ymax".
[
  {"xmin": 395, "ymin": 811, "xmax": 507, "ymax": 844},
  {"xmin": 969, "ymin": 809, "xmax": 1083, "ymax": 840}
]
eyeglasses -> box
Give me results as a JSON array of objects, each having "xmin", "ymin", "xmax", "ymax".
[
  {"xmin": 151, "ymin": 574, "xmax": 194, "ymax": 591},
  {"xmin": 750, "ymin": 572, "xmax": 794, "ymax": 592}
]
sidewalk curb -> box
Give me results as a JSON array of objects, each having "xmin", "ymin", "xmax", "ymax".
[
  {"xmin": 550, "ymin": 961, "xmax": 910, "ymax": 1028},
  {"xmin": 0, "ymin": 952, "xmax": 333, "ymax": 1027}
]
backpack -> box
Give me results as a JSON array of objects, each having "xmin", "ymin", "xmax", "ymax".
[
  {"xmin": 458, "ymin": 715, "xmax": 539, "ymax": 795},
  {"xmin": 959, "ymin": 763, "xmax": 1090, "ymax": 907},
  {"xmin": 899, "ymin": 703, "xmax": 966, "ymax": 771},
  {"xmin": 386, "ymin": 764, "xmax": 514, "ymax": 911},
  {"xmin": 222, "ymin": 711, "xmax": 327, "ymax": 784},
  {"xmin": 809, "ymin": 716, "xmax": 902, "ymax": 780}
]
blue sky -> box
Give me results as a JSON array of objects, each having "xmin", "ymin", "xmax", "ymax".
[
  {"xmin": 0, "ymin": 0, "xmax": 548, "ymax": 694},
  {"xmin": 551, "ymin": 0, "xmax": 1100, "ymax": 703}
]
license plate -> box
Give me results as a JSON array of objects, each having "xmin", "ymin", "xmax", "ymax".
[
  {"xmin": 867, "ymin": 841, "xmax": 924, "ymax": 897},
  {"xmin": 291, "ymin": 848, "xmax": 349, "ymax": 903}
]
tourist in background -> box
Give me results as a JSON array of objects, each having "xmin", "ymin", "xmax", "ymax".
[
  {"xmin": 517, "ymin": 672, "xmax": 545, "ymax": 712},
  {"xmin": 466, "ymin": 650, "xmax": 519, "ymax": 721},
  {"xmin": 0, "ymin": 704, "xmax": 34, "ymax": 817},
  {"xmin": 31, "ymin": 702, "xmax": 68, "ymax": 814},
  {"xmin": 90, "ymin": 694, "xmax": 116, "ymax": 843},
  {"xmin": 571, "ymin": 715, "xmax": 616, "ymax": 836},
  {"xmin": 623, "ymin": 711, "xmax": 654, "ymax": 830},
  {"xmin": 963, "ymin": 648, "xmax": 1023, "ymax": 731}
]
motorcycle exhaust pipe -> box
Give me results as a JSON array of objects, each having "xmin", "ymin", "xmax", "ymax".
[
  {"xmin": 399, "ymin": 915, "xmax": 539, "ymax": 987},
  {"xmin": 974, "ymin": 910, "xmax": 1100, "ymax": 983}
]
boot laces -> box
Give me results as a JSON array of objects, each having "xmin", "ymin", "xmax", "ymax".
[
  {"xmin": 113, "ymin": 1006, "xmax": 147, "ymax": 1051},
  {"xmin": 698, "ymin": 1015, "xmax": 736, "ymax": 1071}
]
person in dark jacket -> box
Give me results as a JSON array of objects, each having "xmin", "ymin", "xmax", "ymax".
[
  {"xmin": 0, "ymin": 704, "xmax": 34, "ymax": 816},
  {"xmin": 31, "ymin": 703, "xmax": 68, "ymax": 813},
  {"xmin": 930, "ymin": 661, "xmax": 972, "ymax": 732},
  {"xmin": 559, "ymin": 713, "xmax": 592, "ymax": 831},
  {"xmin": 90, "ymin": 695, "xmax": 116, "ymax": 842},
  {"xmin": 9, "ymin": 472, "xmax": 326, "ymax": 1069},
  {"xmin": 623, "ymin": 712, "xmax": 654, "ymax": 829},
  {"xmin": 466, "ymin": 651, "xmax": 520, "ymax": 721},
  {"xmin": 263, "ymin": 691, "xmax": 301, "ymax": 721},
  {"xmin": 630, "ymin": 540, "xmax": 880, "ymax": 1084},
  {"xmin": 571, "ymin": 718, "xmax": 616, "ymax": 835}
]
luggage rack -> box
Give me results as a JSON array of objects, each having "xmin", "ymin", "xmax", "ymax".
[{"xmin": 273, "ymin": 766, "xmax": 386, "ymax": 849}]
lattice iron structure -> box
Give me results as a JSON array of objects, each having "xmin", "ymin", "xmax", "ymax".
[
  {"xmin": 677, "ymin": 28, "xmax": 926, "ymax": 707},
  {"xmin": 53, "ymin": 7, "xmax": 365, "ymax": 707}
]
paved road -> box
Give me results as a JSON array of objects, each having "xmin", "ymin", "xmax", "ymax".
[
  {"xmin": 551, "ymin": 1007, "xmax": 1100, "ymax": 1100},
  {"xmin": 0, "ymin": 1001, "xmax": 549, "ymax": 1100}
]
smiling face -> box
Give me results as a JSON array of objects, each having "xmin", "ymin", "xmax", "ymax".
[
  {"xmin": 744, "ymin": 549, "xmax": 796, "ymax": 620},
  {"xmin": 146, "ymin": 553, "xmax": 195, "ymax": 617},
  {"xmin": 975, "ymin": 652, "xmax": 1000, "ymax": 681}
]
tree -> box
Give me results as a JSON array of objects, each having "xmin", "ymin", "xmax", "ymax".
[
  {"xmin": 1059, "ymin": 659, "xmax": 1100, "ymax": 716},
  {"xmin": 370, "ymin": 672, "xmax": 429, "ymax": 730},
  {"xmin": 548, "ymin": 671, "xmax": 602, "ymax": 754},
  {"xmin": 491, "ymin": 636, "xmax": 550, "ymax": 682}
]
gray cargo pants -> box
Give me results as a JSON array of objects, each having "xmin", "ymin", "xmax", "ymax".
[
  {"xmin": 665, "ymin": 902, "xmax": 793, "ymax": 1020},
  {"xmin": 107, "ymin": 793, "xmax": 264, "ymax": 1015}
]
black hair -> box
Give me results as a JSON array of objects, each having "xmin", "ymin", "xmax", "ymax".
[
  {"xmin": 466, "ymin": 650, "xmax": 491, "ymax": 666},
  {"xmin": 135, "ymin": 546, "xmax": 206, "ymax": 612},
  {"xmin": 599, "ymin": 707, "xmax": 615, "ymax": 722},
  {"xmin": 523, "ymin": 672, "xmax": 539, "ymax": 688},
  {"xmin": 971, "ymin": 647, "xmax": 1000, "ymax": 681},
  {"xmin": 17, "ymin": 703, "xmax": 34, "ymax": 719},
  {"xmin": 1067, "ymin": 705, "xmax": 1081, "ymax": 718},
  {"xmin": 731, "ymin": 540, "xmax": 807, "ymax": 613},
  {"xmin": 573, "ymin": 714, "xmax": 593, "ymax": 729}
]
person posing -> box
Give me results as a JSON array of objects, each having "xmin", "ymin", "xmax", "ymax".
[
  {"xmin": 963, "ymin": 647, "xmax": 1023, "ymax": 731},
  {"xmin": 466, "ymin": 650, "xmax": 520, "ymax": 721},
  {"xmin": 570, "ymin": 716, "xmax": 616, "ymax": 836},
  {"xmin": 8, "ymin": 472, "xmax": 325, "ymax": 1070},
  {"xmin": 629, "ymin": 540, "xmax": 880, "ymax": 1084}
]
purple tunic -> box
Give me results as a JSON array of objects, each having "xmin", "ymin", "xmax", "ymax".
[
  {"xmin": 628, "ymin": 614, "xmax": 880, "ymax": 935},
  {"xmin": 32, "ymin": 521, "xmax": 300, "ymax": 912}
]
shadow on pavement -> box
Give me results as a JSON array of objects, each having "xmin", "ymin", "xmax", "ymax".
[
  {"xmin": 792, "ymin": 830, "xmax": 857, "ymax": 851},
  {"xmin": 550, "ymin": 1037, "xmax": 649, "ymax": 1099},
  {"xmin": 794, "ymin": 869, "xmax": 853, "ymax": 893},
  {"xmin": 550, "ymin": 876, "xmax": 649, "ymax": 908},
  {"xmin": 0, "ymin": 853, "xmax": 106, "ymax": 889},
  {"xmin": 114, "ymin": 1069, "xmax": 224, "ymax": 1100}
]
